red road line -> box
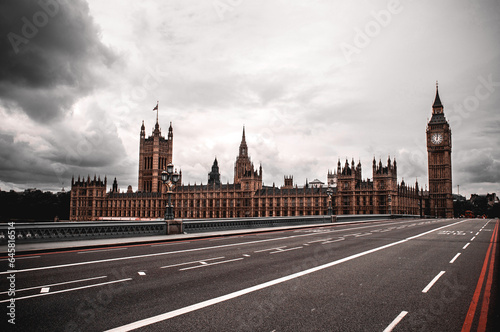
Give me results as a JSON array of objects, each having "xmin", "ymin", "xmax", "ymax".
[
  {"xmin": 461, "ymin": 221, "xmax": 498, "ymax": 332},
  {"xmin": 477, "ymin": 221, "xmax": 498, "ymax": 332}
]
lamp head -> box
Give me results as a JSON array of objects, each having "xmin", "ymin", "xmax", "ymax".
[
  {"xmin": 161, "ymin": 170, "xmax": 168, "ymax": 183},
  {"xmin": 172, "ymin": 172, "xmax": 180, "ymax": 184},
  {"xmin": 167, "ymin": 163, "xmax": 174, "ymax": 174}
]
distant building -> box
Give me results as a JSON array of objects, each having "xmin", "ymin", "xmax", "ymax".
[
  {"xmin": 309, "ymin": 179, "xmax": 325, "ymax": 188},
  {"xmin": 70, "ymin": 86, "xmax": 452, "ymax": 220},
  {"xmin": 470, "ymin": 193, "xmax": 498, "ymax": 207}
]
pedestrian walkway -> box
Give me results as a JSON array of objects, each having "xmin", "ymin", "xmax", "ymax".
[{"xmin": 4, "ymin": 222, "xmax": 333, "ymax": 254}]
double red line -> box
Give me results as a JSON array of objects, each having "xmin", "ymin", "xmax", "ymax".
[{"xmin": 461, "ymin": 220, "xmax": 499, "ymax": 332}]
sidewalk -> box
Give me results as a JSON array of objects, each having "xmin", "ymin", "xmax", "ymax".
[{"xmin": 4, "ymin": 222, "xmax": 335, "ymax": 255}]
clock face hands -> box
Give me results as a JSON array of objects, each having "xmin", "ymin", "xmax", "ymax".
[{"xmin": 431, "ymin": 133, "xmax": 443, "ymax": 145}]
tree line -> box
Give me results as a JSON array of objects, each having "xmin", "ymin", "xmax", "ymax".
[{"xmin": 0, "ymin": 189, "xmax": 70, "ymax": 222}]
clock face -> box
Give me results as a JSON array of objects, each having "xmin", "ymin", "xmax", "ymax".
[{"xmin": 431, "ymin": 133, "xmax": 443, "ymax": 145}]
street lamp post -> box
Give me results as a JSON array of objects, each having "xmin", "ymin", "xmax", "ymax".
[
  {"xmin": 418, "ymin": 195, "xmax": 423, "ymax": 218},
  {"xmin": 327, "ymin": 187, "xmax": 333, "ymax": 216},
  {"xmin": 161, "ymin": 164, "xmax": 180, "ymax": 220}
]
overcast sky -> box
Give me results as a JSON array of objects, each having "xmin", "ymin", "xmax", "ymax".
[{"xmin": 1, "ymin": 0, "xmax": 499, "ymax": 199}]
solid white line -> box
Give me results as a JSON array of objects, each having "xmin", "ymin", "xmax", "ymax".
[
  {"xmin": 179, "ymin": 258, "xmax": 244, "ymax": 271},
  {"xmin": 151, "ymin": 242, "xmax": 190, "ymax": 247},
  {"xmin": 0, "ymin": 275, "xmax": 107, "ymax": 295},
  {"xmin": 0, "ymin": 220, "xmax": 418, "ymax": 276},
  {"xmin": 383, "ymin": 311, "xmax": 408, "ymax": 332},
  {"xmin": 16, "ymin": 255, "xmax": 41, "ymax": 260},
  {"xmin": 0, "ymin": 278, "xmax": 131, "ymax": 303},
  {"xmin": 160, "ymin": 257, "xmax": 225, "ymax": 269},
  {"xmin": 77, "ymin": 248, "xmax": 128, "ymax": 254},
  {"xmin": 404, "ymin": 221, "xmax": 467, "ymax": 241},
  {"xmin": 463, "ymin": 243, "xmax": 470, "ymax": 250},
  {"xmin": 104, "ymin": 239, "xmax": 408, "ymax": 332},
  {"xmin": 105, "ymin": 220, "xmax": 468, "ymax": 332},
  {"xmin": 0, "ymin": 256, "xmax": 40, "ymax": 262},
  {"xmin": 449, "ymin": 253, "xmax": 461, "ymax": 264},
  {"xmin": 422, "ymin": 271, "xmax": 446, "ymax": 293}
]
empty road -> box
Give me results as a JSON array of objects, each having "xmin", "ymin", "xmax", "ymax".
[{"xmin": 1, "ymin": 218, "xmax": 498, "ymax": 331}]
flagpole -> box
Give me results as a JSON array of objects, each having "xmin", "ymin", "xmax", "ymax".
[{"xmin": 156, "ymin": 101, "xmax": 159, "ymax": 123}]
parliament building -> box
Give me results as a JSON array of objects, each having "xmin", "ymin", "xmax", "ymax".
[{"xmin": 70, "ymin": 86, "xmax": 453, "ymax": 221}]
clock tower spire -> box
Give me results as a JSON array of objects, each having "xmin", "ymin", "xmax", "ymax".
[{"xmin": 426, "ymin": 83, "xmax": 453, "ymax": 218}]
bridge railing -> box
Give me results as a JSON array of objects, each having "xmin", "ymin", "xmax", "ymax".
[
  {"xmin": 182, "ymin": 215, "xmax": 332, "ymax": 233},
  {"xmin": 0, "ymin": 221, "xmax": 167, "ymax": 244},
  {"xmin": 0, "ymin": 214, "xmax": 421, "ymax": 244}
]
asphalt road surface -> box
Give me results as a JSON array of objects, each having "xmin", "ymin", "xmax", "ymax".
[{"xmin": 1, "ymin": 218, "xmax": 498, "ymax": 331}]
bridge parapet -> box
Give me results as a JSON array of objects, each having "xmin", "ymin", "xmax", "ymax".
[
  {"xmin": 0, "ymin": 214, "xmax": 420, "ymax": 244},
  {"xmin": 0, "ymin": 221, "xmax": 167, "ymax": 244}
]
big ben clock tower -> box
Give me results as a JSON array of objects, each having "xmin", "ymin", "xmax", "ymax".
[{"xmin": 427, "ymin": 83, "xmax": 453, "ymax": 218}]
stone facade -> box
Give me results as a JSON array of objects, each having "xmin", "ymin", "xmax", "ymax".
[{"xmin": 70, "ymin": 89, "xmax": 451, "ymax": 221}]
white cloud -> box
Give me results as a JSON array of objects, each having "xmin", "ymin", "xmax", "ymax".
[{"xmin": 0, "ymin": 0, "xmax": 499, "ymax": 199}]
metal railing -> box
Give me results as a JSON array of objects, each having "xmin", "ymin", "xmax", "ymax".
[
  {"xmin": 182, "ymin": 215, "xmax": 333, "ymax": 233},
  {"xmin": 0, "ymin": 221, "xmax": 166, "ymax": 244},
  {"xmin": 0, "ymin": 214, "xmax": 421, "ymax": 244}
]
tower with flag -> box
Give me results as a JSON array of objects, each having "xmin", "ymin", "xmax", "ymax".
[{"xmin": 138, "ymin": 101, "xmax": 175, "ymax": 192}]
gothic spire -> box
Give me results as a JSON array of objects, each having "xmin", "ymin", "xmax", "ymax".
[
  {"xmin": 168, "ymin": 121, "xmax": 173, "ymax": 138},
  {"xmin": 239, "ymin": 126, "xmax": 248, "ymax": 157},
  {"xmin": 433, "ymin": 82, "xmax": 443, "ymax": 109}
]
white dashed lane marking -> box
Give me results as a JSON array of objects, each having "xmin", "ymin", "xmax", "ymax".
[
  {"xmin": 449, "ymin": 253, "xmax": 461, "ymax": 264},
  {"xmin": 422, "ymin": 271, "xmax": 446, "ymax": 293}
]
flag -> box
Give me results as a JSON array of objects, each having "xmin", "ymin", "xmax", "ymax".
[{"xmin": 153, "ymin": 102, "xmax": 158, "ymax": 111}]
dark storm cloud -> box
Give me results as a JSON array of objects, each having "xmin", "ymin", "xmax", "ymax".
[
  {"xmin": 0, "ymin": 132, "xmax": 57, "ymax": 185},
  {"xmin": 0, "ymin": 103, "xmax": 129, "ymax": 189},
  {"xmin": 0, "ymin": 0, "xmax": 117, "ymax": 122}
]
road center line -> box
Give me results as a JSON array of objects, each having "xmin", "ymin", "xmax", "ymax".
[
  {"xmin": 0, "ymin": 278, "xmax": 131, "ymax": 303},
  {"xmin": 179, "ymin": 258, "xmax": 244, "ymax": 271},
  {"xmin": 422, "ymin": 271, "xmax": 446, "ymax": 293},
  {"xmin": 270, "ymin": 246, "xmax": 303, "ymax": 254},
  {"xmin": 105, "ymin": 220, "xmax": 468, "ymax": 332},
  {"xmin": 160, "ymin": 257, "xmax": 225, "ymax": 269},
  {"xmin": 0, "ymin": 275, "xmax": 108, "ymax": 295},
  {"xmin": 383, "ymin": 311, "xmax": 408, "ymax": 332},
  {"xmin": 471, "ymin": 236, "xmax": 476, "ymax": 241},
  {"xmin": 463, "ymin": 243, "xmax": 470, "ymax": 250},
  {"xmin": 254, "ymin": 246, "xmax": 287, "ymax": 253},
  {"xmin": 449, "ymin": 253, "xmax": 461, "ymax": 264}
]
